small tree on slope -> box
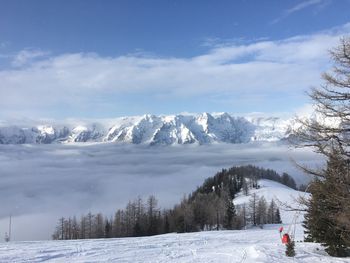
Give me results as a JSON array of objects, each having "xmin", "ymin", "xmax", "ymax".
[
  {"xmin": 285, "ymin": 240, "xmax": 296, "ymax": 257},
  {"xmin": 223, "ymin": 197, "xmax": 236, "ymax": 229},
  {"xmin": 274, "ymin": 208, "xmax": 282, "ymax": 224}
]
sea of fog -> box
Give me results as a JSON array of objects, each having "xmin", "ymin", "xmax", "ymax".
[{"xmin": 0, "ymin": 142, "xmax": 322, "ymax": 241}]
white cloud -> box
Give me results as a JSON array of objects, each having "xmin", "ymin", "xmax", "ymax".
[
  {"xmin": 286, "ymin": 0, "xmax": 323, "ymax": 14},
  {"xmin": 294, "ymin": 103, "xmax": 316, "ymax": 118},
  {"xmin": 0, "ymin": 23, "xmax": 349, "ymax": 118},
  {"xmin": 271, "ymin": 0, "xmax": 331, "ymax": 24},
  {"xmin": 11, "ymin": 49, "xmax": 49, "ymax": 67}
]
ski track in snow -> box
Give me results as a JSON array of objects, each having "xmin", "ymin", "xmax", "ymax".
[{"xmin": 0, "ymin": 226, "xmax": 348, "ymax": 263}]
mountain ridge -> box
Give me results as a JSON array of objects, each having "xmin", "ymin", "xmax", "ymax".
[{"xmin": 0, "ymin": 112, "xmax": 292, "ymax": 145}]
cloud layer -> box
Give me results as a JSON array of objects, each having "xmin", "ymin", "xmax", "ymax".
[
  {"xmin": 1, "ymin": 24, "xmax": 349, "ymax": 118},
  {"xmin": 0, "ymin": 143, "xmax": 321, "ymax": 240}
]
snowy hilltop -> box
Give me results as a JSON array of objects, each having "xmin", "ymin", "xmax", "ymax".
[{"xmin": 0, "ymin": 112, "xmax": 293, "ymax": 145}]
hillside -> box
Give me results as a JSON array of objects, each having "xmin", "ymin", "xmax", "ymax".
[
  {"xmin": 1, "ymin": 175, "xmax": 342, "ymax": 263},
  {"xmin": 234, "ymin": 179, "xmax": 306, "ymax": 224},
  {"xmin": 0, "ymin": 112, "xmax": 292, "ymax": 145}
]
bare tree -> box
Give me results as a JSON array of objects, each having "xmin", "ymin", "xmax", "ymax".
[
  {"xmin": 71, "ymin": 216, "xmax": 80, "ymax": 239},
  {"xmin": 256, "ymin": 196, "xmax": 267, "ymax": 226},
  {"xmin": 242, "ymin": 178, "xmax": 249, "ymax": 196},
  {"xmin": 80, "ymin": 215, "xmax": 86, "ymax": 239},
  {"xmin": 249, "ymin": 193, "xmax": 258, "ymax": 226},
  {"xmin": 86, "ymin": 212, "xmax": 94, "ymax": 239},
  {"xmin": 293, "ymin": 37, "xmax": 350, "ymax": 257},
  {"xmin": 294, "ymin": 37, "xmax": 350, "ymax": 161},
  {"xmin": 147, "ymin": 195, "xmax": 159, "ymax": 235},
  {"xmin": 112, "ymin": 210, "xmax": 123, "ymax": 237},
  {"xmin": 94, "ymin": 213, "xmax": 104, "ymax": 238}
]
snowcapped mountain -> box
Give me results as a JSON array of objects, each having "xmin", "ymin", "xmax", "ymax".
[{"xmin": 0, "ymin": 113, "xmax": 293, "ymax": 145}]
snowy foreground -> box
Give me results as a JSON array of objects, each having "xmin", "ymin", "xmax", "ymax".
[{"xmin": 1, "ymin": 225, "xmax": 349, "ymax": 263}]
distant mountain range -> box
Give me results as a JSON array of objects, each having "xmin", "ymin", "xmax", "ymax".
[{"xmin": 0, "ymin": 112, "xmax": 294, "ymax": 145}]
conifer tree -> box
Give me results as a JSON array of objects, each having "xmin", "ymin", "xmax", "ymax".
[
  {"xmin": 267, "ymin": 199, "xmax": 276, "ymax": 224},
  {"xmin": 164, "ymin": 214, "xmax": 170, "ymax": 233},
  {"xmin": 274, "ymin": 208, "xmax": 282, "ymax": 224},
  {"xmin": 285, "ymin": 240, "xmax": 296, "ymax": 257},
  {"xmin": 224, "ymin": 198, "xmax": 236, "ymax": 229},
  {"xmin": 303, "ymin": 152, "xmax": 349, "ymax": 256},
  {"xmin": 104, "ymin": 220, "xmax": 112, "ymax": 238}
]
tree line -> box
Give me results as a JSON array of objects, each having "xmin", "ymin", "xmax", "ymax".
[{"xmin": 53, "ymin": 165, "xmax": 285, "ymax": 240}]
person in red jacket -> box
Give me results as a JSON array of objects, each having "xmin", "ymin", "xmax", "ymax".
[{"xmin": 279, "ymin": 226, "xmax": 290, "ymax": 244}]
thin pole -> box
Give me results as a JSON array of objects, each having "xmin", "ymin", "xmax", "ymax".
[{"xmin": 9, "ymin": 215, "xmax": 11, "ymax": 242}]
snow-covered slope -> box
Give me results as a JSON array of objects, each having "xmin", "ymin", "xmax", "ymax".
[
  {"xmin": 1, "ymin": 227, "xmax": 348, "ymax": 263},
  {"xmin": 0, "ymin": 113, "xmax": 293, "ymax": 145},
  {"xmin": 1, "ymin": 179, "xmax": 341, "ymax": 263},
  {"xmin": 234, "ymin": 179, "xmax": 307, "ymax": 224}
]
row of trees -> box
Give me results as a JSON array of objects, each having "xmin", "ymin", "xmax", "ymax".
[
  {"xmin": 243, "ymin": 193, "xmax": 282, "ymax": 227},
  {"xmin": 53, "ymin": 195, "xmax": 282, "ymax": 240},
  {"xmin": 53, "ymin": 165, "xmax": 284, "ymax": 240},
  {"xmin": 194, "ymin": 165, "xmax": 297, "ymax": 200},
  {"xmin": 52, "ymin": 195, "xmax": 165, "ymax": 239}
]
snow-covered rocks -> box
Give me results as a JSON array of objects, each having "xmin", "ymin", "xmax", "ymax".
[{"xmin": 0, "ymin": 112, "xmax": 293, "ymax": 145}]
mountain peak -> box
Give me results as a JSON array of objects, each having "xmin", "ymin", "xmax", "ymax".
[{"xmin": 0, "ymin": 113, "xmax": 292, "ymax": 145}]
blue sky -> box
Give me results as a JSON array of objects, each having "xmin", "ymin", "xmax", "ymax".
[{"xmin": 0, "ymin": 0, "xmax": 350, "ymax": 119}]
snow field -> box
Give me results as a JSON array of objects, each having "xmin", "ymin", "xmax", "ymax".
[
  {"xmin": 0, "ymin": 226, "xmax": 348, "ymax": 263},
  {"xmin": 0, "ymin": 178, "xmax": 345, "ymax": 262}
]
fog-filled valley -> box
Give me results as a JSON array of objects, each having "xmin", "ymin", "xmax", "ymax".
[{"xmin": 0, "ymin": 142, "xmax": 321, "ymax": 240}]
